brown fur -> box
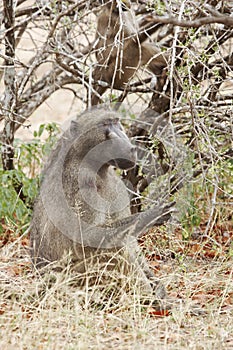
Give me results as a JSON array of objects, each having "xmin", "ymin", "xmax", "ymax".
[{"xmin": 92, "ymin": 1, "xmax": 167, "ymax": 104}]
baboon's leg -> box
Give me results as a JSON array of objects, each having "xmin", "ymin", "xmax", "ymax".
[
  {"xmin": 91, "ymin": 84, "xmax": 107, "ymax": 105},
  {"xmin": 141, "ymin": 43, "xmax": 167, "ymax": 75},
  {"xmin": 125, "ymin": 238, "xmax": 166, "ymax": 302},
  {"xmin": 136, "ymin": 253, "xmax": 166, "ymax": 300},
  {"xmin": 91, "ymin": 85, "xmax": 107, "ymax": 106},
  {"xmin": 91, "ymin": 64, "xmax": 110, "ymax": 105}
]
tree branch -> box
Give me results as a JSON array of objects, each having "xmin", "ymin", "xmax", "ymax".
[{"xmin": 147, "ymin": 14, "xmax": 233, "ymax": 28}]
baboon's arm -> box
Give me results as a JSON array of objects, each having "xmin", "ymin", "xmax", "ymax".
[{"xmin": 81, "ymin": 202, "xmax": 175, "ymax": 249}]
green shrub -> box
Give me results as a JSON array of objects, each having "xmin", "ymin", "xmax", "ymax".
[{"xmin": 0, "ymin": 122, "xmax": 60, "ymax": 234}]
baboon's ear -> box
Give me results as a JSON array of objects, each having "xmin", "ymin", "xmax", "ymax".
[{"xmin": 70, "ymin": 120, "xmax": 80, "ymax": 136}]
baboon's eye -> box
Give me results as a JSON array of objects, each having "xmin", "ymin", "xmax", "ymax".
[
  {"xmin": 105, "ymin": 127, "xmax": 111, "ymax": 139},
  {"xmin": 102, "ymin": 119, "xmax": 112, "ymax": 127},
  {"xmin": 113, "ymin": 118, "xmax": 119, "ymax": 124}
]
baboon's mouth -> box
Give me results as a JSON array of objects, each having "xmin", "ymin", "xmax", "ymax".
[{"xmin": 109, "ymin": 158, "xmax": 136, "ymax": 170}]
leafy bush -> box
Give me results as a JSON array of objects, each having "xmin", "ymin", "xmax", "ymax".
[{"xmin": 0, "ymin": 122, "xmax": 60, "ymax": 233}]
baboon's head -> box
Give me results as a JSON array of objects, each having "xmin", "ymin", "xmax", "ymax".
[
  {"xmin": 104, "ymin": 116, "xmax": 137, "ymax": 170},
  {"xmin": 71, "ymin": 109, "xmax": 137, "ymax": 171}
]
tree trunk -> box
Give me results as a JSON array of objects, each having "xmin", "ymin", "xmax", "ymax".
[{"xmin": 1, "ymin": 0, "xmax": 16, "ymax": 170}]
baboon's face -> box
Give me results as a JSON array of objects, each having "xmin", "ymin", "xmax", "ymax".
[{"xmin": 104, "ymin": 118, "xmax": 137, "ymax": 170}]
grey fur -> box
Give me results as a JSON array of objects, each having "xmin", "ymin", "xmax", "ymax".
[{"xmin": 30, "ymin": 108, "xmax": 174, "ymax": 301}]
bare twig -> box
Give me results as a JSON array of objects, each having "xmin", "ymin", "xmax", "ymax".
[{"xmin": 146, "ymin": 14, "xmax": 233, "ymax": 28}]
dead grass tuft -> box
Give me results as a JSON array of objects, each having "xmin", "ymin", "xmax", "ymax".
[{"xmin": 0, "ymin": 234, "xmax": 232, "ymax": 350}]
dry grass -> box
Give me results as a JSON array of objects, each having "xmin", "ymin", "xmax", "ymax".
[{"xmin": 0, "ymin": 234, "xmax": 232, "ymax": 350}]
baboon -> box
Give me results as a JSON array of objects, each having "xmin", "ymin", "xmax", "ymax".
[
  {"xmin": 92, "ymin": 0, "xmax": 168, "ymax": 104},
  {"xmin": 30, "ymin": 108, "xmax": 174, "ymax": 305}
]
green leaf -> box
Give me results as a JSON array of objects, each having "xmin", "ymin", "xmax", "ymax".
[{"xmin": 38, "ymin": 124, "xmax": 45, "ymax": 137}]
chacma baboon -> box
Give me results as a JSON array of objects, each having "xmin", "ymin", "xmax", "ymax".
[
  {"xmin": 30, "ymin": 108, "xmax": 174, "ymax": 305},
  {"xmin": 91, "ymin": 0, "xmax": 168, "ymax": 104}
]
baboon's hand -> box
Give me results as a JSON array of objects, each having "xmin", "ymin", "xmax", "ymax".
[
  {"xmin": 150, "ymin": 201, "xmax": 176, "ymax": 226},
  {"xmin": 136, "ymin": 201, "xmax": 176, "ymax": 237}
]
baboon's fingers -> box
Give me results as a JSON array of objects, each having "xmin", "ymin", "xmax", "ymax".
[
  {"xmin": 152, "ymin": 201, "xmax": 176, "ymax": 225},
  {"xmin": 137, "ymin": 201, "xmax": 176, "ymax": 236}
]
